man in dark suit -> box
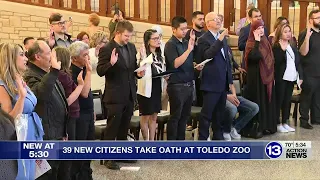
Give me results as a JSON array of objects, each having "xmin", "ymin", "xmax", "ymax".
[
  {"xmin": 97, "ymin": 20, "xmax": 145, "ymax": 170},
  {"xmin": 238, "ymin": 8, "xmax": 268, "ymax": 67},
  {"xmin": 196, "ymin": 12, "xmax": 233, "ymax": 140}
]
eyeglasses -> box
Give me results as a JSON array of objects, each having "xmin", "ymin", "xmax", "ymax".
[
  {"xmin": 253, "ymin": 15, "xmax": 262, "ymax": 18},
  {"xmin": 208, "ymin": 18, "xmax": 221, "ymax": 22},
  {"xmin": 150, "ymin": 37, "xmax": 160, "ymax": 41},
  {"xmin": 51, "ymin": 21, "xmax": 66, "ymax": 26}
]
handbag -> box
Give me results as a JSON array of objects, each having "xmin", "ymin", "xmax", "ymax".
[{"xmin": 240, "ymin": 119, "xmax": 262, "ymax": 139}]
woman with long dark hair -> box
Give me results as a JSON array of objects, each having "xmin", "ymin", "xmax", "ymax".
[
  {"xmin": 272, "ymin": 23, "xmax": 303, "ymax": 133},
  {"xmin": 243, "ymin": 20, "xmax": 277, "ymax": 138},
  {"xmin": 137, "ymin": 29, "xmax": 165, "ymax": 140}
]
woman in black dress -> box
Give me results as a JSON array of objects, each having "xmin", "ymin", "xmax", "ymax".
[
  {"xmin": 137, "ymin": 29, "xmax": 165, "ymax": 140},
  {"xmin": 272, "ymin": 23, "xmax": 303, "ymax": 133},
  {"xmin": 243, "ymin": 20, "xmax": 277, "ymax": 138}
]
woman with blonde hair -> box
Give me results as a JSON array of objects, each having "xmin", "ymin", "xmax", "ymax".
[
  {"xmin": 0, "ymin": 42, "xmax": 43, "ymax": 179},
  {"xmin": 89, "ymin": 30, "xmax": 108, "ymax": 91},
  {"xmin": 87, "ymin": 13, "xmax": 103, "ymax": 37}
]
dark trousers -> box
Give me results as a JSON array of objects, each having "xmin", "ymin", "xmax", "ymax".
[
  {"xmin": 199, "ymin": 91, "xmax": 227, "ymax": 140},
  {"xmin": 167, "ymin": 83, "xmax": 193, "ymax": 140},
  {"xmin": 188, "ymin": 78, "xmax": 202, "ymax": 126},
  {"xmin": 275, "ymin": 80, "xmax": 294, "ymax": 124},
  {"xmin": 72, "ymin": 112, "xmax": 94, "ymax": 180},
  {"xmin": 37, "ymin": 160, "xmax": 67, "ymax": 180},
  {"xmin": 103, "ymin": 100, "xmax": 134, "ymax": 140},
  {"xmin": 59, "ymin": 117, "xmax": 77, "ymax": 180},
  {"xmin": 299, "ymin": 76, "xmax": 320, "ymax": 124}
]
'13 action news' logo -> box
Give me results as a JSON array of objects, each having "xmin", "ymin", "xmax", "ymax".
[{"xmin": 265, "ymin": 142, "xmax": 282, "ymax": 159}]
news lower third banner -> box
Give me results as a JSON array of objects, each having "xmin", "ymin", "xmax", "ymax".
[{"xmin": 0, "ymin": 141, "xmax": 312, "ymax": 160}]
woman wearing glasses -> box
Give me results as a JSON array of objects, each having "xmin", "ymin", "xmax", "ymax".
[
  {"xmin": 89, "ymin": 31, "xmax": 108, "ymax": 91},
  {"xmin": 137, "ymin": 29, "xmax": 166, "ymax": 141},
  {"xmin": 272, "ymin": 23, "xmax": 303, "ymax": 133}
]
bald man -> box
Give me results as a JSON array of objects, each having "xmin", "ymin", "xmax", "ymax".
[{"xmin": 196, "ymin": 12, "xmax": 233, "ymax": 140}]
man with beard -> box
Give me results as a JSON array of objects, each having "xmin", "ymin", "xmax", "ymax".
[
  {"xmin": 185, "ymin": 11, "xmax": 205, "ymax": 131},
  {"xmin": 298, "ymin": 10, "xmax": 320, "ymax": 129}
]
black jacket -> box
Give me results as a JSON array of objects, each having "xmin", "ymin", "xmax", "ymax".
[
  {"xmin": 97, "ymin": 40, "xmax": 140, "ymax": 104},
  {"xmin": 272, "ymin": 44, "xmax": 303, "ymax": 82},
  {"xmin": 24, "ymin": 62, "xmax": 68, "ymax": 140}
]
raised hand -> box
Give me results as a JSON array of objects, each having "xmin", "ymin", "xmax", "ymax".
[
  {"xmin": 189, "ymin": 29, "xmax": 196, "ymax": 41},
  {"xmin": 85, "ymin": 59, "xmax": 92, "ymax": 72},
  {"xmin": 253, "ymin": 30, "xmax": 261, "ymax": 42},
  {"xmin": 48, "ymin": 28, "xmax": 55, "ymax": 48},
  {"xmin": 16, "ymin": 74, "xmax": 27, "ymax": 98},
  {"xmin": 77, "ymin": 70, "xmax": 84, "ymax": 86},
  {"xmin": 110, "ymin": 48, "xmax": 119, "ymax": 66},
  {"xmin": 306, "ymin": 27, "xmax": 313, "ymax": 39},
  {"xmin": 113, "ymin": 14, "xmax": 119, "ymax": 22},
  {"xmin": 188, "ymin": 30, "xmax": 195, "ymax": 52},
  {"xmin": 218, "ymin": 29, "xmax": 229, "ymax": 41},
  {"xmin": 139, "ymin": 45, "xmax": 147, "ymax": 60},
  {"xmin": 50, "ymin": 49, "xmax": 61, "ymax": 70}
]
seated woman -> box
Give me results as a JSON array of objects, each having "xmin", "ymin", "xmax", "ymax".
[
  {"xmin": 89, "ymin": 31, "xmax": 108, "ymax": 91},
  {"xmin": 243, "ymin": 20, "xmax": 277, "ymax": 138},
  {"xmin": 0, "ymin": 42, "xmax": 44, "ymax": 179},
  {"xmin": 272, "ymin": 23, "xmax": 303, "ymax": 133},
  {"xmin": 137, "ymin": 29, "xmax": 166, "ymax": 141}
]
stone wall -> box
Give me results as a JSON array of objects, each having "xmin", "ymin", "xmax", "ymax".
[{"xmin": 0, "ymin": 0, "xmax": 174, "ymax": 49}]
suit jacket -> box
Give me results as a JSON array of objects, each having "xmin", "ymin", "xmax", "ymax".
[
  {"xmin": 196, "ymin": 31, "xmax": 233, "ymax": 93},
  {"xmin": 238, "ymin": 23, "xmax": 269, "ymax": 51},
  {"xmin": 97, "ymin": 40, "xmax": 140, "ymax": 104},
  {"xmin": 272, "ymin": 44, "xmax": 303, "ymax": 82}
]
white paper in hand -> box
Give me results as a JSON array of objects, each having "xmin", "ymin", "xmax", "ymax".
[
  {"xmin": 135, "ymin": 53, "xmax": 154, "ymax": 72},
  {"xmin": 134, "ymin": 64, "xmax": 147, "ymax": 72},
  {"xmin": 194, "ymin": 58, "xmax": 213, "ymax": 68},
  {"xmin": 35, "ymin": 160, "xmax": 51, "ymax": 179}
]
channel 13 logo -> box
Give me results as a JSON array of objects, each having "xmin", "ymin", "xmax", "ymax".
[{"xmin": 265, "ymin": 142, "xmax": 282, "ymax": 159}]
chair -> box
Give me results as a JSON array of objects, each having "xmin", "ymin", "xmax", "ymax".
[
  {"xmin": 92, "ymin": 90, "xmax": 105, "ymax": 120},
  {"xmin": 233, "ymin": 80, "xmax": 241, "ymax": 96},
  {"xmin": 156, "ymin": 111, "xmax": 170, "ymax": 140},
  {"xmin": 129, "ymin": 115, "xmax": 141, "ymax": 140},
  {"xmin": 92, "ymin": 90, "xmax": 107, "ymax": 165},
  {"xmin": 291, "ymin": 93, "xmax": 300, "ymax": 127}
]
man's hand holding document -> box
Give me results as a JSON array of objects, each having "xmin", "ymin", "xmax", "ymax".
[{"xmin": 194, "ymin": 58, "xmax": 213, "ymax": 69}]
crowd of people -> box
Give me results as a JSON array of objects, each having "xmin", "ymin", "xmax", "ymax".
[{"xmin": 0, "ymin": 3, "xmax": 319, "ymax": 179}]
